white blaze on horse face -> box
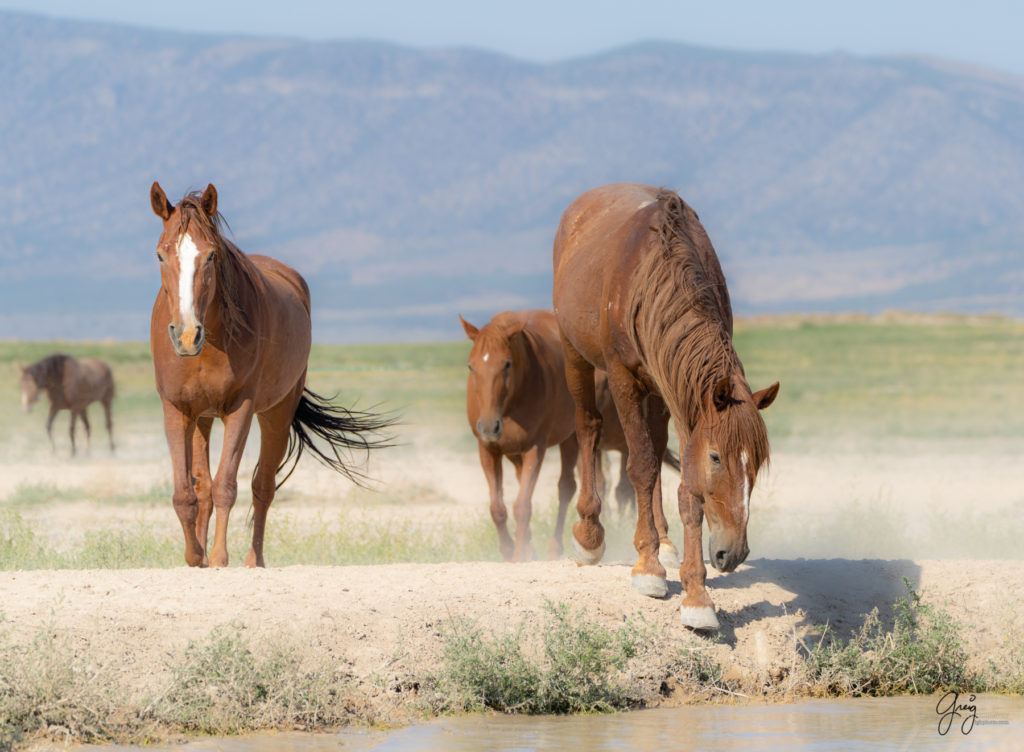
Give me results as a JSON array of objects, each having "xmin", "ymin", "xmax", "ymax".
[
  {"xmin": 176, "ymin": 232, "xmax": 201, "ymax": 326},
  {"xmin": 741, "ymin": 450, "xmax": 750, "ymax": 524}
]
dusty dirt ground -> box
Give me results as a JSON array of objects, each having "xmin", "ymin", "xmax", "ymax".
[
  {"xmin": 2, "ymin": 424, "xmax": 1023, "ymax": 714},
  {"xmin": 2, "ymin": 558, "xmax": 1022, "ymax": 713}
]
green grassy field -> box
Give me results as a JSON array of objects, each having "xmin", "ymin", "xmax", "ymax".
[{"xmin": 1, "ymin": 314, "xmax": 1022, "ymax": 568}]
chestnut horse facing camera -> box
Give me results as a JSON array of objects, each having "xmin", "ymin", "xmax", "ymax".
[
  {"xmin": 553, "ymin": 183, "xmax": 779, "ymax": 630},
  {"xmin": 460, "ymin": 309, "xmax": 680, "ymax": 562},
  {"xmin": 149, "ymin": 182, "xmax": 390, "ymax": 568}
]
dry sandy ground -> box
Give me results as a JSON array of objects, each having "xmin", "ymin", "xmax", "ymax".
[
  {"xmin": 2, "ymin": 429, "xmax": 1022, "ymax": 715},
  {"xmin": 2, "ymin": 558, "xmax": 1022, "ymax": 713}
]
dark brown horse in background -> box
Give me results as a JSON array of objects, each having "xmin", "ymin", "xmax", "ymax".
[
  {"xmin": 553, "ymin": 183, "xmax": 779, "ymax": 630},
  {"xmin": 149, "ymin": 182, "xmax": 389, "ymax": 568},
  {"xmin": 461, "ymin": 309, "xmax": 679, "ymax": 562},
  {"xmin": 20, "ymin": 354, "xmax": 115, "ymax": 455}
]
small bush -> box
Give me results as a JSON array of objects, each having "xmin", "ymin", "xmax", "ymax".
[
  {"xmin": 0, "ymin": 618, "xmax": 139, "ymax": 748},
  {"xmin": 429, "ymin": 600, "xmax": 710, "ymax": 714},
  {"xmin": 150, "ymin": 623, "xmax": 358, "ymax": 734},
  {"xmin": 802, "ymin": 579, "xmax": 980, "ymax": 696}
]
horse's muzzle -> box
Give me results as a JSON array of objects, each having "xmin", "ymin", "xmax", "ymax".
[
  {"xmin": 169, "ymin": 322, "xmax": 205, "ymax": 357},
  {"xmin": 476, "ymin": 416, "xmax": 503, "ymax": 443},
  {"xmin": 708, "ymin": 530, "xmax": 749, "ymax": 573}
]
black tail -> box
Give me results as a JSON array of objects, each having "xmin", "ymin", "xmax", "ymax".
[
  {"xmin": 274, "ymin": 388, "xmax": 394, "ymax": 490},
  {"xmin": 662, "ymin": 448, "xmax": 681, "ymax": 473}
]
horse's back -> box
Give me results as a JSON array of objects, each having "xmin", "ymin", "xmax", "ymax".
[
  {"xmin": 68, "ymin": 357, "xmax": 114, "ymax": 403},
  {"xmin": 249, "ymin": 255, "xmax": 311, "ymax": 312},
  {"xmin": 553, "ymin": 183, "xmax": 662, "ymax": 366}
]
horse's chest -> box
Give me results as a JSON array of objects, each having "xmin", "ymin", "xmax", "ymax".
[{"xmin": 160, "ymin": 371, "xmax": 241, "ymax": 416}]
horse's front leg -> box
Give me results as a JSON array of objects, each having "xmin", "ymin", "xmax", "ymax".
[
  {"xmin": 563, "ymin": 338, "xmax": 605, "ymax": 564},
  {"xmin": 679, "ymin": 489, "xmax": 719, "ymax": 630},
  {"xmin": 45, "ymin": 403, "xmax": 58, "ymax": 453},
  {"xmin": 209, "ymin": 401, "xmax": 255, "ymax": 568},
  {"xmin": 605, "ymin": 365, "xmax": 667, "ymax": 598},
  {"xmin": 162, "ymin": 401, "xmax": 203, "ymax": 567},
  {"xmin": 479, "ymin": 443, "xmax": 513, "ymax": 560},
  {"xmin": 192, "ymin": 417, "xmax": 215, "ymax": 567},
  {"xmin": 511, "ymin": 443, "xmax": 545, "ymax": 562}
]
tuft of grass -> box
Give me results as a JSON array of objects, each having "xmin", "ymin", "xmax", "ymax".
[
  {"xmin": 428, "ymin": 600, "xmax": 722, "ymax": 714},
  {"xmin": 150, "ymin": 623, "xmax": 359, "ymax": 734},
  {"xmin": 0, "ymin": 616, "xmax": 141, "ymax": 749},
  {"xmin": 0, "ymin": 620, "xmax": 365, "ymax": 749},
  {"xmin": 2, "ymin": 483, "xmax": 83, "ymax": 506},
  {"xmin": 801, "ymin": 579, "xmax": 981, "ymax": 696}
]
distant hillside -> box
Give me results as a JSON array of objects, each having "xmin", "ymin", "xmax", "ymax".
[{"xmin": 0, "ymin": 11, "xmax": 1022, "ymax": 341}]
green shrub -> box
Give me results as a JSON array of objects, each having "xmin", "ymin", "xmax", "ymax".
[{"xmin": 803, "ymin": 579, "xmax": 980, "ymax": 695}]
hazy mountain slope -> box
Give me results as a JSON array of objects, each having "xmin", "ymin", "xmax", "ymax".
[{"xmin": 0, "ymin": 12, "xmax": 1021, "ymax": 341}]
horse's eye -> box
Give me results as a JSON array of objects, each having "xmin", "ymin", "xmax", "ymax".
[
  {"xmin": 710, "ymin": 451, "xmax": 721, "ymax": 465},
  {"xmin": 467, "ymin": 364, "xmax": 474, "ymax": 373},
  {"xmin": 156, "ymin": 251, "xmax": 166, "ymax": 263},
  {"xmin": 204, "ymin": 252, "xmax": 215, "ymax": 265},
  {"xmin": 504, "ymin": 360, "xmax": 512, "ymax": 370}
]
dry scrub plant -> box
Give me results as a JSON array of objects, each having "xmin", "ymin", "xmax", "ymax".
[{"xmin": 800, "ymin": 579, "xmax": 981, "ymax": 696}]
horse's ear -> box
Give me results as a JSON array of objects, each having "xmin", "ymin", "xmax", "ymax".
[
  {"xmin": 712, "ymin": 375, "xmax": 732, "ymax": 412},
  {"xmin": 752, "ymin": 381, "xmax": 780, "ymax": 411},
  {"xmin": 459, "ymin": 314, "xmax": 479, "ymax": 341},
  {"xmin": 150, "ymin": 181, "xmax": 172, "ymax": 220},
  {"xmin": 201, "ymin": 184, "xmax": 218, "ymax": 217}
]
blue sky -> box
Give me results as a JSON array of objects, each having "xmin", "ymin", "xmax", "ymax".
[{"xmin": 2, "ymin": 0, "xmax": 1023, "ymax": 76}]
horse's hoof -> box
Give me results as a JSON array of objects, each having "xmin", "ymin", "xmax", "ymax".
[
  {"xmin": 571, "ymin": 537, "xmax": 605, "ymax": 566},
  {"xmin": 658, "ymin": 543, "xmax": 681, "ymax": 571},
  {"xmin": 680, "ymin": 604, "xmax": 720, "ymax": 631},
  {"xmin": 631, "ymin": 574, "xmax": 669, "ymax": 598}
]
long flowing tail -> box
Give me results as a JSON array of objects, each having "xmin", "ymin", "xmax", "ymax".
[{"xmin": 275, "ymin": 388, "xmax": 394, "ymax": 489}]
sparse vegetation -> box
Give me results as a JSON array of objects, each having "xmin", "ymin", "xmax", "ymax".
[
  {"xmin": 0, "ymin": 619, "xmax": 366, "ymax": 749},
  {"xmin": 800, "ymin": 579, "xmax": 980, "ymax": 696},
  {"xmin": 428, "ymin": 600, "xmax": 724, "ymax": 714}
]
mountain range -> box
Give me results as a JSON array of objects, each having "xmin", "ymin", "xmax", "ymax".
[{"xmin": 1, "ymin": 10, "xmax": 1022, "ymax": 341}]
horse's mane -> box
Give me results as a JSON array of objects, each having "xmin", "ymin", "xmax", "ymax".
[
  {"xmin": 174, "ymin": 192, "xmax": 259, "ymax": 345},
  {"xmin": 626, "ymin": 190, "xmax": 770, "ymax": 472},
  {"xmin": 27, "ymin": 353, "xmax": 70, "ymax": 393}
]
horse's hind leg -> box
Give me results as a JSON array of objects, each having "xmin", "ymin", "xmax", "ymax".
[
  {"xmin": 209, "ymin": 401, "xmax": 255, "ymax": 568},
  {"xmin": 562, "ymin": 336, "xmax": 605, "ymax": 564},
  {"xmin": 614, "ymin": 449, "xmax": 636, "ymax": 517},
  {"xmin": 69, "ymin": 410, "xmax": 78, "ymax": 456},
  {"xmin": 246, "ymin": 390, "xmax": 300, "ymax": 568},
  {"xmin": 79, "ymin": 409, "xmax": 92, "ymax": 455},
  {"xmin": 104, "ymin": 398, "xmax": 115, "ymax": 452},
  {"xmin": 192, "ymin": 417, "xmax": 215, "ymax": 567},
  {"xmin": 549, "ymin": 434, "xmax": 578, "ymax": 560}
]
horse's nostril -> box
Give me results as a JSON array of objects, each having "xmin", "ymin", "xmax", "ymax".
[{"xmin": 714, "ymin": 550, "xmax": 728, "ymax": 566}]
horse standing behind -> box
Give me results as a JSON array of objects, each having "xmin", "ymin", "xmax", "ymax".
[
  {"xmin": 461, "ymin": 309, "xmax": 679, "ymax": 562},
  {"xmin": 553, "ymin": 183, "xmax": 779, "ymax": 630},
  {"xmin": 20, "ymin": 354, "xmax": 115, "ymax": 455},
  {"xmin": 149, "ymin": 182, "xmax": 390, "ymax": 568}
]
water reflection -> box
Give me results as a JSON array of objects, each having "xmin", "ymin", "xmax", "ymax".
[{"xmin": 88, "ymin": 695, "xmax": 1023, "ymax": 752}]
